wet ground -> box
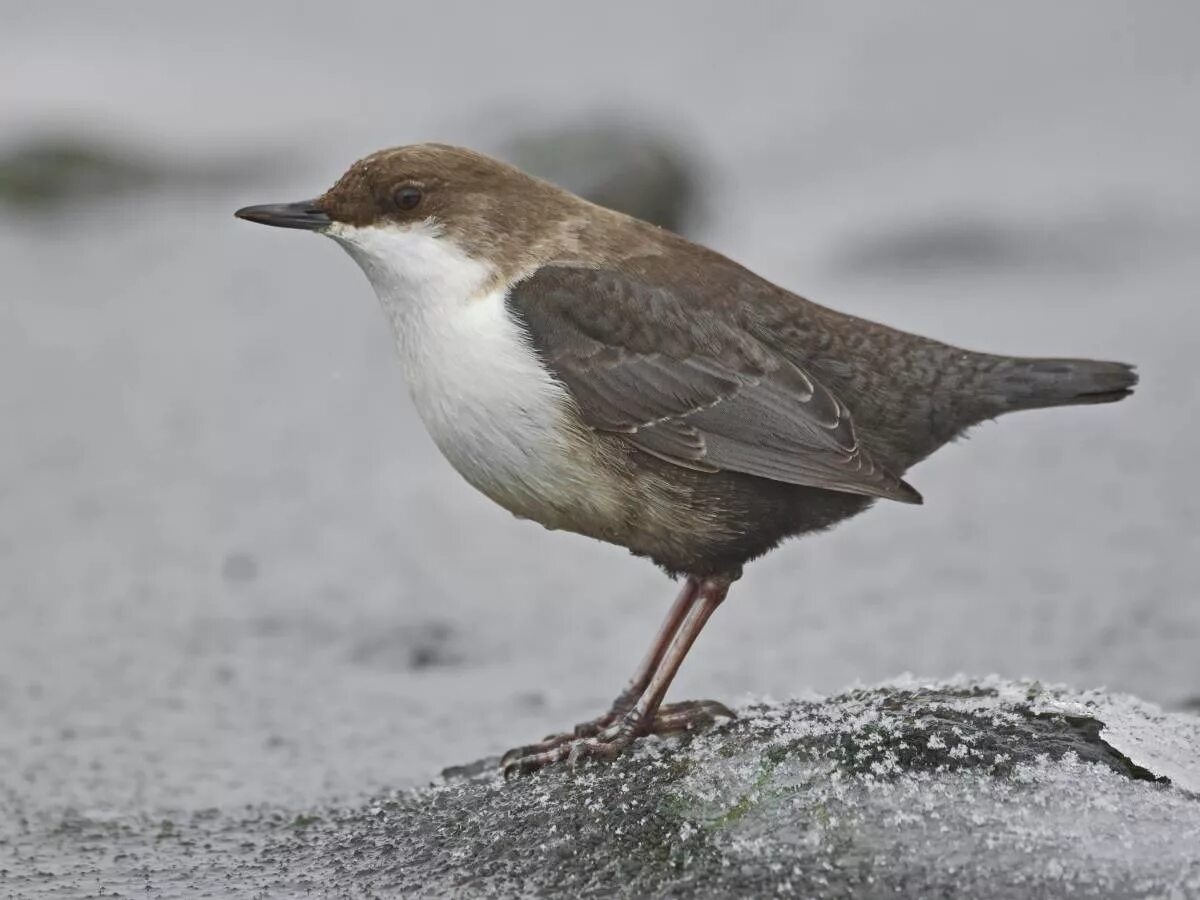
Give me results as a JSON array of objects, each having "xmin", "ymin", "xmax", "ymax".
[
  {"xmin": 1, "ymin": 2, "xmax": 1198, "ymax": 895},
  {"xmin": 4, "ymin": 680, "xmax": 1198, "ymax": 898}
]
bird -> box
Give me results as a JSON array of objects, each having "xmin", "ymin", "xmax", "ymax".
[{"xmin": 235, "ymin": 143, "xmax": 1137, "ymax": 777}]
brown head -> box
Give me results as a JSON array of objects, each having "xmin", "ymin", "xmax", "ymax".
[{"xmin": 235, "ymin": 143, "xmax": 595, "ymax": 280}]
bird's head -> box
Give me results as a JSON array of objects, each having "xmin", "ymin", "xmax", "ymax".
[{"xmin": 235, "ymin": 143, "xmax": 584, "ymax": 297}]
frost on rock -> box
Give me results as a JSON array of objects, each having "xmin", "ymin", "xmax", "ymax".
[{"xmin": 7, "ymin": 678, "xmax": 1199, "ymax": 899}]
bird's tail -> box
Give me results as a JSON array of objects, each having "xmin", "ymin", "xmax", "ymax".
[{"xmin": 984, "ymin": 356, "xmax": 1138, "ymax": 413}]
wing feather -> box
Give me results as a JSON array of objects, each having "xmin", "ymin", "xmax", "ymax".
[{"xmin": 508, "ymin": 266, "xmax": 921, "ymax": 504}]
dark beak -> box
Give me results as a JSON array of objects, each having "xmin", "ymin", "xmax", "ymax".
[{"xmin": 234, "ymin": 199, "xmax": 331, "ymax": 231}]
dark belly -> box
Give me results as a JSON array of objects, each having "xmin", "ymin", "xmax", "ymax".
[{"xmin": 606, "ymin": 450, "xmax": 877, "ymax": 578}]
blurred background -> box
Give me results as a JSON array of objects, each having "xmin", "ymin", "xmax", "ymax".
[{"xmin": 1, "ymin": 1, "xmax": 1197, "ymax": 823}]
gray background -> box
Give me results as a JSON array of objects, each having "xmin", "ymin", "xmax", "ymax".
[{"xmin": 1, "ymin": 0, "xmax": 1197, "ymax": 824}]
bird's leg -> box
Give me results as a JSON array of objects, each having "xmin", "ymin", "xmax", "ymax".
[
  {"xmin": 568, "ymin": 576, "xmax": 731, "ymax": 762},
  {"xmin": 500, "ymin": 577, "xmax": 700, "ymax": 764},
  {"xmin": 568, "ymin": 575, "xmax": 701, "ymax": 736},
  {"xmin": 502, "ymin": 575, "xmax": 734, "ymax": 777}
]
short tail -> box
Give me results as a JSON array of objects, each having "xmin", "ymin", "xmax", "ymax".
[{"xmin": 987, "ymin": 357, "xmax": 1138, "ymax": 413}]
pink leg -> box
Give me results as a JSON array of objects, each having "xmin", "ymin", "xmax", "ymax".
[
  {"xmin": 502, "ymin": 575, "xmax": 734, "ymax": 778},
  {"xmin": 606, "ymin": 576, "xmax": 702, "ymax": 719},
  {"xmin": 500, "ymin": 577, "xmax": 701, "ymax": 766}
]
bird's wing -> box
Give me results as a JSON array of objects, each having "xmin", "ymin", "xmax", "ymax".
[{"xmin": 507, "ymin": 265, "xmax": 921, "ymax": 503}]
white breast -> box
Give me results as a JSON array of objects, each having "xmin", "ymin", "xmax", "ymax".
[{"xmin": 327, "ymin": 220, "xmax": 612, "ymax": 523}]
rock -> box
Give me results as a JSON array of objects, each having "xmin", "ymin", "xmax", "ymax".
[
  {"xmin": 506, "ymin": 120, "xmax": 700, "ymax": 235},
  {"xmin": 0, "ymin": 133, "xmax": 272, "ymax": 211},
  {"xmin": 828, "ymin": 206, "xmax": 1168, "ymax": 280},
  {"xmin": 349, "ymin": 618, "xmax": 464, "ymax": 671},
  {"xmin": 220, "ymin": 550, "xmax": 259, "ymax": 584},
  {"xmin": 0, "ymin": 136, "xmax": 162, "ymax": 207},
  {"xmin": 5, "ymin": 678, "xmax": 1198, "ymax": 898}
]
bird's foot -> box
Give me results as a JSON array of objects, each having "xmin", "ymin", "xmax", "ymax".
[{"xmin": 500, "ymin": 699, "xmax": 735, "ymax": 778}]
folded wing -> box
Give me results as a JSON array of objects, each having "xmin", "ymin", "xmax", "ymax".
[{"xmin": 507, "ymin": 265, "xmax": 921, "ymax": 504}]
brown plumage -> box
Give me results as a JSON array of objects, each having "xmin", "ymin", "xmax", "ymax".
[{"xmin": 235, "ymin": 143, "xmax": 1137, "ymax": 776}]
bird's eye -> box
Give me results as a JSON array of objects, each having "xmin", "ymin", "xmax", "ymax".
[{"xmin": 393, "ymin": 185, "xmax": 423, "ymax": 211}]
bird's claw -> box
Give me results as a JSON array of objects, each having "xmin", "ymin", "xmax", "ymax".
[{"xmin": 501, "ymin": 699, "xmax": 736, "ymax": 779}]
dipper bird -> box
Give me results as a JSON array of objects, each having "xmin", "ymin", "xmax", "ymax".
[{"xmin": 235, "ymin": 144, "xmax": 1136, "ymax": 777}]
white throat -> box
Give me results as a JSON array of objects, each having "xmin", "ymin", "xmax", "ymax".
[
  {"xmin": 327, "ymin": 219, "xmax": 495, "ymax": 363},
  {"xmin": 326, "ymin": 220, "xmax": 605, "ymax": 522}
]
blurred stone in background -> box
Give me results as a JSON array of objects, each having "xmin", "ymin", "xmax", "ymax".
[
  {"xmin": 830, "ymin": 205, "xmax": 1175, "ymax": 280},
  {"xmin": 505, "ymin": 118, "xmax": 701, "ymax": 235},
  {"xmin": 0, "ymin": 133, "xmax": 272, "ymax": 211}
]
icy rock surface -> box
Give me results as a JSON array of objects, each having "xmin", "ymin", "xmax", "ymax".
[{"xmin": 5, "ymin": 679, "xmax": 1198, "ymax": 899}]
